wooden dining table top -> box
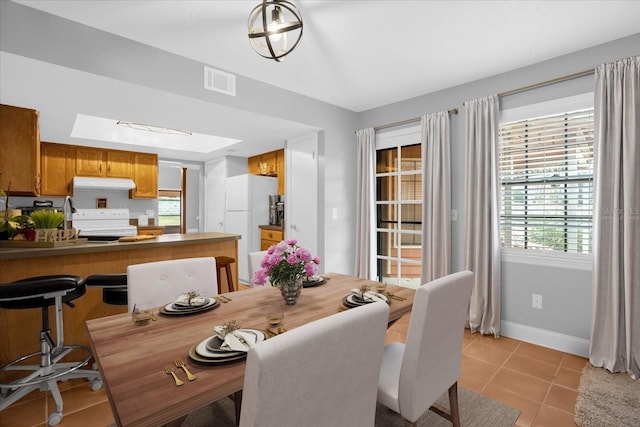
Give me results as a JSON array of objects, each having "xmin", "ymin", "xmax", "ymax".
[{"xmin": 85, "ymin": 273, "xmax": 415, "ymax": 427}]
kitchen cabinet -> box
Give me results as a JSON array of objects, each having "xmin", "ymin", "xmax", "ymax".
[
  {"xmin": 248, "ymin": 148, "xmax": 285, "ymax": 195},
  {"xmin": 0, "ymin": 104, "xmax": 41, "ymax": 196},
  {"xmin": 130, "ymin": 153, "xmax": 158, "ymax": 199},
  {"xmin": 260, "ymin": 227, "xmax": 283, "ymax": 250},
  {"xmin": 40, "ymin": 142, "xmax": 76, "ymax": 196},
  {"xmin": 75, "ymin": 147, "xmax": 132, "ymax": 178}
]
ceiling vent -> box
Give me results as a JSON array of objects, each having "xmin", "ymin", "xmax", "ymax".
[{"xmin": 204, "ymin": 65, "xmax": 236, "ymax": 96}]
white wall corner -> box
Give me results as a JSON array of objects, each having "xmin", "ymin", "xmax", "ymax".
[{"xmin": 501, "ymin": 320, "xmax": 590, "ymax": 358}]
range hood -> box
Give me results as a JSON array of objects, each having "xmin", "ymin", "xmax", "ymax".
[{"xmin": 73, "ymin": 177, "xmax": 136, "ymax": 190}]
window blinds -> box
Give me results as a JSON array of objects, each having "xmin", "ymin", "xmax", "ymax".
[{"xmin": 499, "ymin": 108, "xmax": 594, "ymax": 253}]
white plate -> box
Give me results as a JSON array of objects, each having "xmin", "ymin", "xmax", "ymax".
[
  {"xmin": 195, "ymin": 329, "xmax": 265, "ymax": 359},
  {"xmin": 350, "ymin": 292, "xmax": 388, "ymax": 304},
  {"xmin": 164, "ymin": 297, "xmax": 215, "ymax": 312}
]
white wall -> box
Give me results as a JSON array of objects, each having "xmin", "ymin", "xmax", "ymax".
[{"xmin": 357, "ymin": 33, "xmax": 640, "ymax": 355}]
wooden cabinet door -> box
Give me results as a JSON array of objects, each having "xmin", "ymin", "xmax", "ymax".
[
  {"xmin": 276, "ymin": 149, "xmax": 285, "ymax": 195},
  {"xmin": 130, "ymin": 153, "xmax": 158, "ymax": 198},
  {"xmin": 40, "ymin": 142, "xmax": 75, "ymax": 196},
  {"xmin": 247, "ymin": 155, "xmax": 261, "ymax": 175},
  {"xmin": 0, "ymin": 104, "xmax": 41, "ymax": 196},
  {"xmin": 75, "ymin": 146, "xmax": 105, "ymax": 177},
  {"xmin": 106, "ymin": 150, "xmax": 132, "ymax": 178}
]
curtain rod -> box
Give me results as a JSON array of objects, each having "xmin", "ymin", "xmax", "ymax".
[
  {"xmin": 356, "ymin": 108, "xmax": 458, "ymax": 134},
  {"xmin": 498, "ymin": 68, "xmax": 595, "ymax": 97}
]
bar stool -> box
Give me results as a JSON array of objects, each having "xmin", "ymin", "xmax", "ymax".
[
  {"xmin": 0, "ymin": 275, "xmax": 102, "ymax": 426},
  {"xmin": 215, "ymin": 256, "xmax": 236, "ymax": 293},
  {"xmin": 85, "ymin": 273, "xmax": 128, "ymax": 305}
]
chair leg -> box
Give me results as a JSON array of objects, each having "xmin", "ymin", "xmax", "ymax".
[
  {"xmin": 428, "ymin": 381, "xmax": 460, "ymax": 426},
  {"xmin": 449, "ymin": 381, "xmax": 461, "ymax": 427},
  {"xmin": 225, "ymin": 265, "xmax": 234, "ymax": 292},
  {"xmin": 232, "ymin": 390, "xmax": 242, "ymax": 426}
]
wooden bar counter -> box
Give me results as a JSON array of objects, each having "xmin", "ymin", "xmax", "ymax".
[{"xmin": 0, "ymin": 232, "xmax": 240, "ymax": 370}]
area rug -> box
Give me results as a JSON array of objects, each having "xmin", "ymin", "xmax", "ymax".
[
  {"xmin": 575, "ymin": 364, "xmax": 640, "ymax": 427},
  {"xmin": 182, "ymin": 386, "xmax": 521, "ymax": 427}
]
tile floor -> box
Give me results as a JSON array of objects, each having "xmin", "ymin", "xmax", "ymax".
[{"xmin": 1, "ymin": 313, "xmax": 586, "ymax": 427}]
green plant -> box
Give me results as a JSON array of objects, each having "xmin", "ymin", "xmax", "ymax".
[{"xmin": 29, "ymin": 210, "xmax": 65, "ymax": 229}]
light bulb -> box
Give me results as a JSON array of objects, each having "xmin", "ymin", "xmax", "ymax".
[{"xmin": 268, "ymin": 6, "xmax": 284, "ymax": 42}]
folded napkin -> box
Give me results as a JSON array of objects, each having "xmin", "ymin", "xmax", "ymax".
[
  {"xmin": 350, "ymin": 288, "xmax": 387, "ymax": 303},
  {"xmin": 213, "ymin": 327, "xmax": 257, "ymax": 352},
  {"xmin": 174, "ymin": 293, "xmax": 207, "ymax": 307}
]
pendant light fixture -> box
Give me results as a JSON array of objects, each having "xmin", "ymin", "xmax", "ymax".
[{"xmin": 248, "ymin": 0, "xmax": 303, "ymax": 62}]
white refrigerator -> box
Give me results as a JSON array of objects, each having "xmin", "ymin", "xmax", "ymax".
[{"xmin": 225, "ymin": 174, "xmax": 278, "ymax": 285}]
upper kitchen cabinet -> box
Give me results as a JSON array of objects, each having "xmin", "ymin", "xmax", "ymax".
[
  {"xmin": 130, "ymin": 153, "xmax": 158, "ymax": 199},
  {"xmin": 40, "ymin": 142, "xmax": 76, "ymax": 196},
  {"xmin": 248, "ymin": 149, "xmax": 285, "ymax": 195},
  {"xmin": 0, "ymin": 104, "xmax": 41, "ymax": 196},
  {"xmin": 75, "ymin": 147, "xmax": 132, "ymax": 178}
]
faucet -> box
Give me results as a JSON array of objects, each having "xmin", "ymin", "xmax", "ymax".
[{"xmin": 62, "ymin": 195, "xmax": 77, "ymax": 231}]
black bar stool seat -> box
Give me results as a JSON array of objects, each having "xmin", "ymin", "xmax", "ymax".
[
  {"xmin": 0, "ymin": 275, "xmax": 102, "ymax": 426},
  {"xmin": 85, "ymin": 273, "xmax": 128, "ymax": 306}
]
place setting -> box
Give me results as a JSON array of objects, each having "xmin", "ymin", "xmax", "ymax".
[
  {"xmin": 342, "ymin": 283, "xmax": 390, "ymax": 309},
  {"xmin": 158, "ymin": 290, "xmax": 220, "ymax": 316},
  {"xmin": 302, "ymin": 274, "xmax": 327, "ymax": 288},
  {"xmin": 188, "ymin": 320, "xmax": 266, "ymax": 364}
]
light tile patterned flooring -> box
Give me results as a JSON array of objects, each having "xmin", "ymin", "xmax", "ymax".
[{"xmin": 2, "ymin": 313, "xmax": 586, "ymax": 427}]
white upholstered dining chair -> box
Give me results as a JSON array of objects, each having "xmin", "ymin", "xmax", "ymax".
[
  {"xmin": 239, "ymin": 301, "xmax": 390, "ymax": 427},
  {"xmin": 247, "ymin": 250, "xmax": 270, "ymax": 286},
  {"xmin": 126, "ymin": 257, "xmax": 218, "ymax": 312},
  {"xmin": 377, "ymin": 271, "xmax": 474, "ymax": 427}
]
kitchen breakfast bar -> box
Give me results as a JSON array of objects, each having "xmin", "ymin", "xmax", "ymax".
[{"xmin": 0, "ymin": 232, "xmax": 240, "ymax": 369}]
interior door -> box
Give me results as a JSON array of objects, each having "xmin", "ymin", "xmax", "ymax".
[{"xmin": 285, "ymin": 132, "xmax": 318, "ymax": 257}]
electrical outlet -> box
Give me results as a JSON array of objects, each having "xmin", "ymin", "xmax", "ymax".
[{"xmin": 532, "ymin": 294, "xmax": 542, "ymax": 309}]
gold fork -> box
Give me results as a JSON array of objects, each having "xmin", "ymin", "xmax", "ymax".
[
  {"xmin": 165, "ymin": 366, "xmax": 184, "ymax": 386},
  {"xmin": 175, "ymin": 358, "xmax": 196, "ymax": 381}
]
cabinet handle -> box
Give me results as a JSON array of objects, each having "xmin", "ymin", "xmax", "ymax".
[
  {"xmin": 107, "ymin": 164, "xmax": 111, "ymax": 174},
  {"xmin": 99, "ymin": 164, "xmax": 102, "ymax": 174}
]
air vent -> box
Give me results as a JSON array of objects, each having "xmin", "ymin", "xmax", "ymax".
[{"xmin": 204, "ymin": 65, "xmax": 236, "ymax": 96}]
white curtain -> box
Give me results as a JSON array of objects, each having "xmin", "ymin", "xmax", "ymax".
[
  {"xmin": 421, "ymin": 111, "xmax": 451, "ymax": 282},
  {"xmin": 464, "ymin": 95, "xmax": 501, "ymax": 337},
  {"xmin": 590, "ymin": 55, "xmax": 640, "ymax": 379},
  {"xmin": 354, "ymin": 128, "xmax": 376, "ymax": 279}
]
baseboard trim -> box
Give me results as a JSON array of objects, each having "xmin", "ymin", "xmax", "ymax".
[{"xmin": 501, "ymin": 320, "xmax": 590, "ymax": 358}]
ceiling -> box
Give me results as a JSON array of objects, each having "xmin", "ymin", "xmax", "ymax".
[{"xmin": 8, "ymin": 1, "xmax": 640, "ymax": 161}]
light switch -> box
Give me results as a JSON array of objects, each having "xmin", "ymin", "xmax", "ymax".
[
  {"xmin": 332, "ymin": 208, "xmax": 338, "ymax": 220},
  {"xmin": 451, "ymin": 209, "xmax": 458, "ymax": 221}
]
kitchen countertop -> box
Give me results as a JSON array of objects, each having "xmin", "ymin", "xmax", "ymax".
[
  {"xmin": 0, "ymin": 232, "xmax": 240, "ymax": 260},
  {"xmin": 259, "ymin": 224, "xmax": 284, "ymax": 231}
]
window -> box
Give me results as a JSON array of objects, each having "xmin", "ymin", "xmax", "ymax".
[
  {"xmin": 499, "ymin": 99, "xmax": 594, "ymax": 254},
  {"xmin": 158, "ymin": 190, "xmax": 181, "ymax": 227},
  {"xmin": 375, "ymin": 127, "xmax": 422, "ymax": 288}
]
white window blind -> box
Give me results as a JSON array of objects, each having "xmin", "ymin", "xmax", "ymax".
[{"xmin": 499, "ymin": 108, "xmax": 594, "ymax": 253}]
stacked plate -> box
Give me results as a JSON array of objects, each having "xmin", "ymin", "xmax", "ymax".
[
  {"xmin": 342, "ymin": 292, "xmax": 390, "ymax": 308},
  {"xmin": 188, "ymin": 329, "xmax": 265, "ymax": 364},
  {"xmin": 159, "ymin": 297, "xmax": 219, "ymax": 315},
  {"xmin": 302, "ymin": 275, "xmax": 326, "ymax": 288}
]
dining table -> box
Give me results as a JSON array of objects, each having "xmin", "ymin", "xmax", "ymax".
[{"xmin": 85, "ymin": 273, "xmax": 415, "ymax": 427}]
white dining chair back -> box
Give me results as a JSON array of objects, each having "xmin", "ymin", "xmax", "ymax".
[
  {"xmin": 126, "ymin": 257, "xmax": 218, "ymax": 312},
  {"xmin": 239, "ymin": 301, "xmax": 390, "ymax": 427},
  {"xmin": 377, "ymin": 271, "xmax": 474, "ymax": 427},
  {"xmin": 247, "ymin": 250, "xmax": 270, "ymax": 286}
]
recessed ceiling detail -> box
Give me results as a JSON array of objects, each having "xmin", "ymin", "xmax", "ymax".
[{"xmin": 71, "ymin": 114, "xmax": 241, "ymax": 154}]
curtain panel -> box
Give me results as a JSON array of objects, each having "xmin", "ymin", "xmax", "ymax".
[
  {"xmin": 590, "ymin": 55, "xmax": 640, "ymax": 379},
  {"xmin": 420, "ymin": 111, "xmax": 451, "ymax": 282},
  {"xmin": 354, "ymin": 128, "xmax": 376, "ymax": 280},
  {"xmin": 464, "ymin": 95, "xmax": 502, "ymax": 337}
]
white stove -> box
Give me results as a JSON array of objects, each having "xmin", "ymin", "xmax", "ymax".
[{"xmin": 72, "ymin": 209, "xmax": 137, "ymax": 237}]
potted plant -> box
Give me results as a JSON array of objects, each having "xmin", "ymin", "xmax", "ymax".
[
  {"xmin": 252, "ymin": 239, "xmax": 320, "ymax": 305},
  {"xmin": 29, "ymin": 210, "xmax": 65, "ymax": 242}
]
